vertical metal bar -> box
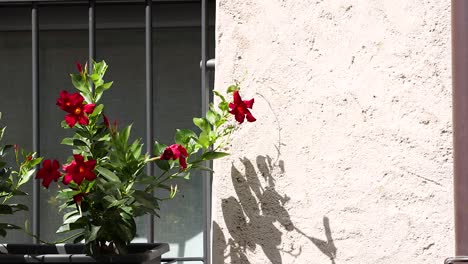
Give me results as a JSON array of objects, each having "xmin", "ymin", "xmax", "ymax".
[
  {"xmin": 145, "ymin": 0, "xmax": 155, "ymax": 243},
  {"xmin": 89, "ymin": 0, "xmax": 95, "ymax": 87},
  {"xmin": 201, "ymin": 0, "xmax": 211, "ymax": 263},
  {"xmin": 31, "ymin": 2, "xmax": 40, "ymax": 244},
  {"xmin": 452, "ymin": 0, "xmax": 468, "ymax": 255}
]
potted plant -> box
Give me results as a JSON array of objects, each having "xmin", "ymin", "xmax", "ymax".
[{"xmin": 1, "ymin": 60, "xmax": 257, "ymax": 263}]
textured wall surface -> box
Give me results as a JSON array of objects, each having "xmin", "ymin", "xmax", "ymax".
[{"xmin": 212, "ymin": 0, "xmax": 453, "ymax": 263}]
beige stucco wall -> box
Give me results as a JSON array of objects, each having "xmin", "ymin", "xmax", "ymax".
[{"xmin": 212, "ymin": 0, "xmax": 453, "ymax": 263}]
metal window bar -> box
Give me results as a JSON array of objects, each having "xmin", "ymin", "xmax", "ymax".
[
  {"xmin": 89, "ymin": 0, "xmax": 95, "ymax": 78},
  {"xmin": 200, "ymin": 0, "xmax": 212, "ymax": 263},
  {"xmin": 453, "ymin": 0, "xmax": 468, "ymax": 255},
  {"xmin": 31, "ymin": 1, "xmax": 40, "ymax": 244},
  {"xmin": 3, "ymin": 0, "xmax": 214, "ymax": 262},
  {"xmin": 145, "ymin": 0, "xmax": 155, "ymax": 244}
]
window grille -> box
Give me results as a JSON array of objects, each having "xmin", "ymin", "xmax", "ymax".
[{"xmin": 0, "ymin": 1, "xmax": 215, "ymax": 263}]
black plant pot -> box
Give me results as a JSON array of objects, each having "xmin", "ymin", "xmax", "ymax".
[{"xmin": 0, "ymin": 243, "xmax": 169, "ymax": 264}]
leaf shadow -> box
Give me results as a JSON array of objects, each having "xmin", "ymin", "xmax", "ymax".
[{"xmin": 213, "ymin": 155, "xmax": 337, "ymax": 264}]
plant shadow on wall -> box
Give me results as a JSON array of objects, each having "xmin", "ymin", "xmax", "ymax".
[{"xmin": 213, "ymin": 156, "xmax": 337, "ymax": 264}]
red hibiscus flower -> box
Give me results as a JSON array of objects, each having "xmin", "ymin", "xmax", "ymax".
[
  {"xmin": 160, "ymin": 144, "xmax": 188, "ymax": 170},
  {"xmin": 56, "ymin": 91, "xmax": 95, "ymax": 128},
  {"xmin": 62, "ymin": 154, "xmax": 97, "ymax": 186},
  {"xmin": 36, "ymin": 159, "xmax": 61, "ymax": 189},
  {"xmin": 228, "ymin": 90, "xmax": 256, "ymax": 123}
]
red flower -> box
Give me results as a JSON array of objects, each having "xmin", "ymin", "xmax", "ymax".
[
  {"xmin": 160, "ymin": 144, "xmax": 188, "ymax": 170},
  {"xmin": 36, "ymin": 159, "xmax": 61, "ymax": 189},
  {"xmin": 103, "ymin": 114, "xmax": 110, "ymax": 128},
  {"xmin": 228, "ymin": 91, "xmax": 256, "ymax": 123},
  {"xmin": 62, "ymin": 154, "xmax": 97, "ymax": 186},
  {"xmin": 73, "ymin": 193, "xmax": 84, "ymax": 204},
  {"xmin": 56, "ymin": 91, "xmax": 95, "ymax": 128},
  {"xmin": 76, "ymin": 62, "xmax": 83, "ymax": 73},
  {"xmin": 27, "ymin": 156, "xmax": 33, "ymax": 161}
]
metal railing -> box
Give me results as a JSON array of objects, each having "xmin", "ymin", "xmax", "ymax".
[{"xmin": 445, "ymin": 257, "xmax": 468, "ymax": 263}]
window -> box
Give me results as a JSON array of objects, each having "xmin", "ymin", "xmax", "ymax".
[{"xmin": 0, "ymin": 1, "xmax": 215, "ymax": 263}]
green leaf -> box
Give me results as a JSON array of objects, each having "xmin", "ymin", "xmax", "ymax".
[
  {"xmin": 56, "ymin": 224, "xmax": 72, "ymax": 233},
  {"xmin": 73, "ymin": 234, "xmax": 85, "ymax": 244},
  {"xmin": 56, "ymin": 189, "xmax": 80, "ymax": 200},
  {"xmin": 95, "ymin": 166, "xmax": 121, "ymax": 184},
  {"xmin": 17, "ymin": 169, "xmax": 35, "ymax": 187},
  {"xmin": 206, "ymin": 110, "xmax": 217, "ymax": 126},
  {"xmin": 75, "ymin": 130, "xmax": 90, "ymax": 138},
  {"xmin": 0, "ymin": 223, "xmax": 21, "ymax": 230},
  {"xmin": 81, "ymin": 93, "xmax": 94, "ymax": 105},
  {"xmin": 0, "ymin": 127, "xmax": 5, "ymax": 141},
  {"xmin": 102, "ymin": 195, "xmax": 116, "ymax": 205},
  {"xmin": 116, "ymin": 224, "xmax": 133, "ymax": 243},
  {"xmin": 90, "ymin": 73, "xmax": 101, "ymax": 82},
  {"xmin": 63, "ymin": 214, "xmax": 82, "ymax": 225},
  {"xmin": 55, "ymin": 221, "xmax": 86, "ymax": 234},
  {"xmin": 201, "ymin": 151, "xmax": 230, "ymax": 160},
  {"xmin": 108, "ymin": 198, "xmax": 128, "ymax": 209},
  {"xmin": 218, "ymin": 101, "xmax": 229, "ymax": 112},
  {"xmin": 120, "ymin": 125, "xmax": 132, "ymax": 144},
  {"xmin": 129, "ymin": 139, "xmax": 143, "ymax": 160},
  {"xmin": 87, "ymin": 225, "xmax": 101, "ymax": 241},
  {"xmin": 93, "ymin": 60, "xmax": 108, "ymax": 77},
  {"xmin": 89, "ymin": 104, "xmax": 104, "ymax": 118},
  {"xmin": 63, "ymin": 210, "xmax": 79, "ymax": 222},
  {"xmin": 28, "ymin": 156, "xmax": 43, "ymax": 167},
  {"xmin": 0, "ymin": 144, "xmax": 11, "ymax": 156},
  {"xmin": 193, "ymin": 117, "xmax": 211, "ymax": 132},
  {"xmin": 213, "ymin": 90, "xmax": 226, "ymax": 102},
  {"xmin": 135, "ymin": 174, "xmax": 156, "ymax": 185},
  {"xmin": 153, "ymin": 141, "xmax": 167, "ymax": 156},
  {"xmin": 174, "ymin": 129, "xmax": 198, "ymax": 145},
  {"xmin": 227, "ymin": 84, "xmax": 239, "ymax": 93},
  {"xmin": 132, "ymin": 190, "xmax": 159, "ymax": 210},
  {"xmin": 60, "ymin": 137, "xmax": 74, "ymax": 146},
  {"xmin": 197, "ymin": 131, "xmax": 210, "ymax": 149},
  {"xmin": 169, "ymin": 185, "xmax": 178, "ymax": 199},
  {"xmin": 70, "ymin": 74, "xmax": 88, "ymax": 94},
  {"xmin": 11, "ymin": 190, "xmax": 27, "ymax": 196},
  {"xmin": 181, "ymin": 171, "xmax": 190, "ymax": 179},
  {"xmin": 73, "ymin": 139, "xmax": 88, "ymax": 147},
  {"xmin": 10, "ymin": 204, "xmax": 28, "ymax": 212},
  {"xmin": 100, "ymin": 81, "xmax": 113, "ymax": 91},
  {"xmin": 155, "ymin": 160, "xmax": 170, "ymax": 171},
  {"xmin": 61, "ymin": 120, "xmax": 71, "ymax": 129}
]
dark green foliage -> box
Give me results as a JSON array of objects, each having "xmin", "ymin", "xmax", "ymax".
[{"xmin": 0, "ymin": 113, "xmax": 41, "ymax": 237}]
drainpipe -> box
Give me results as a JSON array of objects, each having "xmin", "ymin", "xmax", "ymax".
[{"xmin": 452, "ymin": 0, "xmax": 468, "ymax": 255}]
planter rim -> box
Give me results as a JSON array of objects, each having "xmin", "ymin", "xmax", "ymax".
[{"xmin": 0, "ymin": 243, "xmax": 169, "ymax": 263}]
